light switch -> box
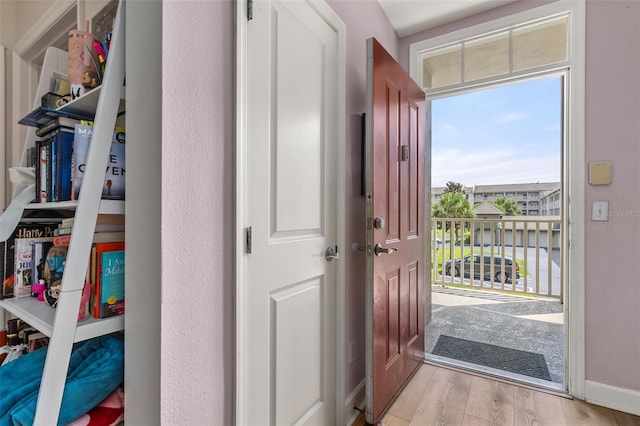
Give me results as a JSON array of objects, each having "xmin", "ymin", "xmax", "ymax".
[{"xmin": 592, "ymin": 201, "xmax": 609, "ymax": 221}]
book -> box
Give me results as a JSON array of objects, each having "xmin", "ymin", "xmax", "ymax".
[
  {"xmin": 14, "ymin": 236, "xmax": 55, "ymax": 298},
  {"xmin": 34, "ymin": 116, "xmax": 80, "ymax": 137},
  {"xmin": 93, "ymin": 241, "xmax": 124, "ymax": 318},
  {"xmin": 99, "ymin": 250, "xmax": 125, "ymax": 318},
  {"xmin": 33, "ymin": 128, "xmax": 75, "ymax": 203},
  {"xmin": 1, "ymin": 223, "xmax": 59, "ymax": 299},
  {"xmin": 73, "ymin": 123, "xmax": 126, "ymax": 200},
  {"xmin": 54, "ymin": 227, "xmax": 73, "ymax": 236},
  {"xmin": 55, "ymin": 129, "xmax": 75, "ymax": 202},
  {"xmin": 36, "ymin": 140, "xmax": 48, "ymax": 203},
  {"xmin": 60, "ymin": 217, "xmax": 75, "ymax": 228},
  {"xmin": 53, "ymin": 231, "xmax": 125, "ymax": 248}
]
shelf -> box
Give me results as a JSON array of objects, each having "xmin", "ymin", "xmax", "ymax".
[
  {"xmin": 58, "ymin": 85, "xmax": 126, "ymax": 119},
  {"xmin": 18, "ymin": 85, "xmax": 125, "ymax": 128},
  {"xmin": 0, "ymin": 297, "xmax": 123, "ymax": 343},
  {"xmin": 23, "ymin": 199, "xmax": 125, "ymax": 214}
]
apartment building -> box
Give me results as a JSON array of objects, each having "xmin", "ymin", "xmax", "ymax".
[{"xmin": 433, "ymin": 182, "xmax": 561, "ymax": 216}]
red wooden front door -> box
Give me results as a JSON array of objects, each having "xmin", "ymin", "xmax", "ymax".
[{"xmin": 365, "ymin": 38, "xmax": 426, "ymax": 424}]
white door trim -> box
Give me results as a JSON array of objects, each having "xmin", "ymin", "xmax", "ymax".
[
  {"xmin": 235, "ymin": 0, "xmax": 346, "ymax": 423},
  {"xmin": 409, "ymin": 0, "xmax": 586, "ymax": 398},
  {"xmin": 1, "ymin": 44, "xmax": 5, "ymax": 211}
]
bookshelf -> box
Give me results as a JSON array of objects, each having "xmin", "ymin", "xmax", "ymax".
[{"xmin": 0, "ymin": 0, "xmax": 125, "ymax": 423}]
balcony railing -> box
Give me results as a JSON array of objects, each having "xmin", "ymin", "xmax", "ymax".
[{"xmin": 431, "ymin": 217, "xmax": 563, "ymax": 302}]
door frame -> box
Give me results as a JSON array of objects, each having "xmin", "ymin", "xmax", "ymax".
[
  {"xmin": 408, "ymin": 1, "xmax": 586, "ymax": 398},
  {"xmin": 235, "ymin": 0, "xmax": 347, "ymax": 424}
]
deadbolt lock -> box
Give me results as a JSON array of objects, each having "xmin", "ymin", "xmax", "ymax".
[{"xmin": 374, "ymin": 217, "xmax": 385, "ymax": 229}]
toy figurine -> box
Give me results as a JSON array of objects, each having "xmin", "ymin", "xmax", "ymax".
[{"xmin": 82, "ymin": 70, "xmax": 100, "ymax": 90}]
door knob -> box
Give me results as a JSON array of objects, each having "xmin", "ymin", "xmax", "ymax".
[
  {"xmin": 374, "ymin": 243, "xmax": 398, "ymax": 256},
  {"xmin": 325, "ymin": 245, "xmax": 339, "ymax": 261}
]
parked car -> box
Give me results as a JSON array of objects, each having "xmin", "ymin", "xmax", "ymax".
[
  {"xmin": 431, "ymin": 238, "xmax": 443, "ymax": 250},
  {"xmin": 444, "ymin": 254, "xmax": 520, "ymax": 283}
]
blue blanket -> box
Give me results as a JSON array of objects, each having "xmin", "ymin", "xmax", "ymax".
[{"xmin": 0, "ymin": 333, "xmax": 123, "ymax": 426}]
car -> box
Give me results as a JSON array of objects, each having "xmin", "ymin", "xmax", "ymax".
[
  {"xmin": 431, "ymin": 238, "xmax": 443, "ymax": 250},
  {"xmin": 444, "ymin": 254, "xmax": 520, "ymax": 283}
]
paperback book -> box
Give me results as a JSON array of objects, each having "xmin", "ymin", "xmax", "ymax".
[
  {"xmin": 1, "ymin": 222, "xmax": 58, "ymax": 299},
  {"xmin": 13, "ymin": 236, "xmax": 55, "ymax": 298},
  {"xmin": 92, "ymin": 241, "xmax": 125, "ymax": 318},
  {"xmin": 73, "ymin": 123, "xmax": 126, "ymax": 200},
  {"xmin": 99, "ymin": 250, "xmax": 125, "ymax": 318}
]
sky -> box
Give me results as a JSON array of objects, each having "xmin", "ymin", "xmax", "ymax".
[{"xmin": 431, "ymin": 76, "xmax": 562, "ymax": 188}]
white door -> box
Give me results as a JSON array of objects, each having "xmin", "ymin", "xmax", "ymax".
[{"xmin": 240, "ymin": 0, "xmax": 344, "ymax": 424}]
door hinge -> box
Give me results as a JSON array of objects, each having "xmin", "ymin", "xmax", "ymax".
[
  {"xmin": 247, "ymin": 0, "xmax": 253, "ymax": 21},
  {"xmin": 246, "ymin": 226, "xmax": 252, "ymax": 254}
]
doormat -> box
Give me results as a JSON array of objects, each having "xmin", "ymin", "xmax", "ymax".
[{"xmin": 432, "ymin": 335, "xmax": 551, "ymax": 381}]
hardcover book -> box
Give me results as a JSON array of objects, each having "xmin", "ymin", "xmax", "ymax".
[
  {"xmin": 73, "ymin": 123, "xmax": 126, "ymax": 200},
  {"xmin": 99, "ymin": 250, "xmax": 125, "ymax": 318}
]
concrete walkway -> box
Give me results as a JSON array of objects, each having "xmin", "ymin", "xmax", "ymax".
[{"xmin": 425, "ymin": 285, "xmax": 565, "ymax": 385}]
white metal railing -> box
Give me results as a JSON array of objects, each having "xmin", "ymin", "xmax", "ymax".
[{"xmin": 431, "ymin": 217, "xmax": 563, "ymax": 301}]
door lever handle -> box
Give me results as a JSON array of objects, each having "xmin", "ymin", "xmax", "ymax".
[
  {"xmin": 374, "ymin": 243, "xmax": 398, "ymax": 256},
  {"xmin": 325, "ymin": 245, "xmax": 339, "ymax": 261}
]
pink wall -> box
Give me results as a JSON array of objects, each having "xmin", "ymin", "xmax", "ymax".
[
  {"xmin": 159, "ymin": 0, "xmax": 639, "ymax": 422},
  {"xmin": 583, "ymin": 0, "xmax": 640, "ymax": 390},
  {"xmin": 162, "ymin": 0, "xmax": 235, "ymax": 424},
  {"xmin": 325, "ymin": 0, "xmax": 399, "ymax": 395}
]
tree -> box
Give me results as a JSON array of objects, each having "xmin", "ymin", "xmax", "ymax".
[
  {"xmin": 494, "ymin": 197, "xmax": 521, "ymax": 216},
  {"xmin": 443, "ymin": 181, "xmax": 464, "ymax": 194},
  {"xmin": 432, "ymin": 192, "xmax": 475, "ymax": 219},
  {"xmin": 432, "ymin": 192, "xmax": 475, "ymax": 240}
]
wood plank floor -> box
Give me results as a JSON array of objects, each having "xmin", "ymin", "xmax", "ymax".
[{"xmin": 354, "ymin": 362, "xmax": 640, "ymax": 426}]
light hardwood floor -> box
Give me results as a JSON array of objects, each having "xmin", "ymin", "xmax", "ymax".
[{"xmin": 355, "ymin": 362, "xmax": 640, "ymax": 426}]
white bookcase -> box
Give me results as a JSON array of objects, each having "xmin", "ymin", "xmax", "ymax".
[{"xmin": 0, "ymin": 1, "xmax": 125, "ymax": 423}]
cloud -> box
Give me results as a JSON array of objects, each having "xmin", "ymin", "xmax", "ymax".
[
  {"xmin": 490, "ymin": 112, "xmax": 527, "ymax": 124},
  {"xmin": 431, "ymin": 148, "xmax": 560, "ymax": 187}
]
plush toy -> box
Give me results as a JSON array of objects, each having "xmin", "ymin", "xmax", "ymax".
[
  {"xmin": 44, "ymin": 281, "xmax": 61, "ymax": 308},
  {"xmin": 32, "ymin": 279, "xmax": 47, "ymax": 302}
]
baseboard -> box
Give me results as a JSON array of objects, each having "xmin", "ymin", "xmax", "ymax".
[
  {"xmin": 344, "ymin": 379, "xmax": 365, "ymax": 425},
  {"xmin": 584, "ymin": 380, "xmax": 640, "ymax": 416}
]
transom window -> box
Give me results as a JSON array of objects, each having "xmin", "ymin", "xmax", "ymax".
[{"xmin": 412, "ymin": 14, "xmax": 570, "ymax": 94}]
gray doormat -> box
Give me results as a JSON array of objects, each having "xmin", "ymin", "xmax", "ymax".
[{"xmin": 432, "ymin": 335, "xmax": 552, "ymax": 381}]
